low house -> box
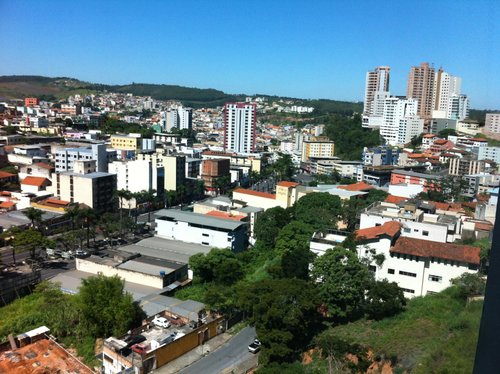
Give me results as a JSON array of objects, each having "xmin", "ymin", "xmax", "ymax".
[{"xmin": 20, "ymin": 176, "xmax": 51, "ymax": 193}]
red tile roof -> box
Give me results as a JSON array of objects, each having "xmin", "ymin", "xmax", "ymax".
[
  {"xmin": 423, "ymin": 134, "xmax": 437, "ymax": 138},
  {"xmin": 0, "ymin": 201, "xmax": 16, "ymax": 209},
  {"xmin": 0, "ymin": 171, "xmax": 15, "ymax": 179},
  {"xmin": 277, "ymin": 181, "xmax": 299, "ymax": 188},
  {"xmin": 35, "ymin": 162, "xmax": 54, "ymax": 170},
  {"xmin": 45, "ymin": 198, "xmax": 71, "ymax": 206},
  {"xmin": 391, "ymin": 237, "xmax": 480, "ymax": 265},
  {"xmin": 385, "ymin": 195, "xmax": 408, "ymax": 204},
  {"xmin": 21, "ymin": 176, "xmax": 50, "ymax": 187},
  {"xmin": 233, "ymin": 188, "xmax": 276, "ymax": 200},
  {"xmin": 434, "ymin": 139, "xmax": 448, "ymax": 145},
  {"xmin": 338, "ymin": 182, "xmax": 374, "ymax": 192},
  {"xmin": 475, "ymin": 222, "xmax": 493, "ymax": 231},
  {"xmin": 356, "ymin": 221, "xmax": 401, "ymax": 241},
  {"xmin": 206, "ymin": 210, "xmax": 246, "ymax": 221}
]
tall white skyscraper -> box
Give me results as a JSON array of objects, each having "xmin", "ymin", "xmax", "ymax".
[
  {"xmin": 380, "ymin": 97, "xmax": 423, "ymax": 146},
  {"xmin": 434, "ymin": 68, "xmax": 462, "ymax": 114},
  {"xmin": 363, "ymin": 66, "xmax": 390, "ymax": 128},
  {"xmin": 224, "ymin": 102, "xmax": 256, "ymax": 153}
]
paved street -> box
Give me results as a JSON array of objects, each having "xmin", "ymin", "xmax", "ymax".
[{"xmin": 177, "ymin": 326, "xmax": 257, "ymax": 374}]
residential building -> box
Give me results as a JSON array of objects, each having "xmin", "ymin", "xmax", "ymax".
[
  {"xmin": 109, "ymin": 159, "xmax": 164, "ymax": 194},
  {"xmin": 380, "ymin": 97, "xmax": 423, "ymax": 146},
  {"xmin": 363, "ymin": 66, "xmax": 390, "ymax": 119},
  {"xmin": 201, "ymin": 158, "xmax": 230, "ymax": 191},
  {"xmin": 357, "ymin": 229, "xmax": 479, "ymax": 298},
  {"xmin": 390, "ymin": 170, "xmax": 441, "ymax": 191},
  {"xmin": 24, "ymin": 97, "xmax": 39, "ymax": 107},
  {"xmin": 136, "ymin": 153, "xmax": 186, "ymax": 192},
  {"xmin": 430, "ymin": 118, "xmax": 458, "ymax": 134},
  {"xmin": 301, "ymin": 136, "xmax": 335, "ymax": 162},
  {"xmin": 223, "ymin": 102, "xmax": 256, "ymax": 153},
  {"xmin": 449, "ymin": 157, "xmax": 485, "ymax": 176},
  {"xmin": 407, "ymin": 62, "xmax": 436, "ymax": 119},
  {"xmin": 18, "ymin": 162, "xmax": 53, "ymax": 180},
  {"xmin": 475, "ymin": 146, "xmax": 500, "ymax": 164},
  {"xmin": 359, "ymin": 200, "xmax": 462, "ymax": 243},
  {"xmin": 155, "ymin": 209, "xmax": 248, "ymax": 252},
  {"xmin": 163, "ymin": 106, "xmax": 193, "ymax": 131},
  {"xmin": 433, "ymin": 68, "xmax": 461, "ymax": 114},
  {"xmin": 110, "ymin": 134, "xmax": 141, "ymax": 152},
  {"xmin": 54, "ymin": 144, "xmax": 116, "ymax": 173},
  {"xmin": 49, "ymin": 171, "xmax": 117, "ymax": 212},
  {"xmin": 485, "ymin": 113, "xmax": 500, "ymax": 134},
  {"xmin": 447, "ymin": 94, "xmax": 469, "ymax": 120},
  {"xmin": 363, "ymin": 146, "xmax": 400, "ymax": 166},
  {"xmin": 316, "ymin": 159, "xmax": 362, "ymax": 178},
  {"xmin": 20, "ymin": 176, "xmax": 51, "ymax": 193}
]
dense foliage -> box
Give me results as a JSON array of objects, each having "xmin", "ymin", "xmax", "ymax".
[{"xmin": 323, "ymin": 114, "xmax": 382, "ymax": 160}]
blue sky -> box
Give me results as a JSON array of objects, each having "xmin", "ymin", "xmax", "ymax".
[{"xmin": 0, "ymin": 0, "xmax": 498, "ymax": 108}]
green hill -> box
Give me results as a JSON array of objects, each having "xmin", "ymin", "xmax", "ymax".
[{"xmin": 0, "ymin": 75, "xmax": 360, "ymax": 113}]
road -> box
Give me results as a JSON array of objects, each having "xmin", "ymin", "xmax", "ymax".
[{"xmin": 178, "ymin": 327, "xmax": 257, "ymax": 374}]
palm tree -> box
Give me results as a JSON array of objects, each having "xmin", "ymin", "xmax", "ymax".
[
  {"xmin": 77, "ymin": 207, "xmax": 96, "ymax": 248},
  {"xmin": 176, "ymin": 184, "xmax": 187, "ymax": 205},
  {"xmin": 22, "ymin": 207, "xmax": 43, "ymax": 228},
  {"xmin": 65, "ymin": 205, "xmax": 80, "ymax": 231},
  {"xmin": 141, "ymin": 189, "xmax": 156, "ymax": 222},
  {"xmin": 116, "ymin": 189, "xmax": 132, "ymax": 236},
  {"xmin": 194, "ymin": 180, "xmax": 205, "ymax": 199}
]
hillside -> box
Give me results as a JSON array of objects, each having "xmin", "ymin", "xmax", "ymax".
[
  {"xmin": 0, "ymin": 75, "xmax": 360, "ymax": 113},
  {"xmin": 317, "ymin": 287, "xmax": 482, "ymax": 373}
]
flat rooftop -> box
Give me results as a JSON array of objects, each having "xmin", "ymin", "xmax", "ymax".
[
  {"xmin": 118, "ymin": 237, "xmax": 211, "ymax": 264},
  {"xmin": 155, "ymin": 209, "xmax": 247, "ymax": 231},
  {"xmin": 0, "ymin": 338, "xmax": 93, "ymax": 373},
  {"xmin": 50, "ymin": 269, "xmax": 159, "ymax": 301}
]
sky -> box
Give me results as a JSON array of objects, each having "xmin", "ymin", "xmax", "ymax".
[{"xmin": 0, "ymin": 0, "xmax": 498, "ymax": 109}]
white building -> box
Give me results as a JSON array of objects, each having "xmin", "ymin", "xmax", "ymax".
[
  {"xmin": 434, "ymin": 69, "xmax": 462, "ymax": 114},
  {"xmin": 447, "ymin": 94, "xmax": 469, "ymax": 121},
  {"xmin": 54, "ymin": 144, "xmax": 116, "ymax": 173},
  {"xmin": 109, "ymin": 159, "xmax": 163, "ymax": 194},
  {"xmin": 155, "ymin": 209, "xmax": 248, "ymax": 252},
  {"xmin": 355, "ymin": 222, "xmax": 480, "ymax": 298},
  {"xmin": 363, "ymin": 66, "xmax": 390, "ymax": 127},
  {"xmin": 223, "ymin": 102, "xmax": 256, "ymax": 154},
  {"xmin": 380, "ymin": 97, "xmax": 423, "ymax": 146}
]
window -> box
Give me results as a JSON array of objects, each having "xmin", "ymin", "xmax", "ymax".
[
  {"xmin": 375, "ymin": 223, "xmax": 381, "ymax": 227},
  {"xmin": 428, "ymin": 274, "xmax": 442, "ymax": 283},
  {"xmin": 404, "ymin": 228, "xmax": 411, "ymax": 233},
  {"xmin": 202, "ymin": 233, "xmax": 209, "ymax": 237},
  {"xmin": 202, "ymin": 242, "xmax": 209, "ymax": 246},
  {"xmin": 401, "ymin": 287, "xmax": 415, "ymax": 294},
  {"xmin": 369, "ymin": 265, "xmax": 376, "ymax": 273},
  {"xmin": 388, "ymin": 268, "xmax": 395, "ymax": 274},
  {"xmin": 423, "ymin": 230, "xmax": 429, "ymax": 236},
  {"xmin": 399, "ymin": 270, "xmax": 417, "ymax": 277}
]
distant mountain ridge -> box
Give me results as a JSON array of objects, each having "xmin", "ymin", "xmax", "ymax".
[{"xmin": 0, "ymin": 75, "xmax": 363, "ymax": 114}]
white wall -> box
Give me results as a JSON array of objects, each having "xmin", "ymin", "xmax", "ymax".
[{"xmin": 232, "ymin": 191, "xmax": 281, "ymax": 210}]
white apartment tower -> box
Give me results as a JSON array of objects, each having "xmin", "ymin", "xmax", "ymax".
[
  {"xmin": 163, "ymin": 106, "xmax": 192, "ymax": 132},
  {"xmin": 434, "ymin": 68, "xmax": 462, "ymax": 113},
  {"xmin": 224, "ymin": 102, "xmax": 256, "ymax": 153},
  {"xmin": 363, "ymin": 66, "xmax": 390, "ymax": 117},
  {"xmin": 380, "ymin": 97, "xmax": 423, "ymax": 146}
]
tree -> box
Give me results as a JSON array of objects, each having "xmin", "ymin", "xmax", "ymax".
[
  {"xmin": 272, "ymin": 154, "xmax": 295, "ymax": 181},
  {"xmin": 274, "ymin": 221, "xmax": 315, "ymax": 279},
  {"xmin": 237, "ymin": 278, "xmax": 320, "ymax": 364},
  {"xmin": 77, "ymin": 207, "xmax": 97, "ymax": 247},
  {"xmin": 137, "ymin": 189, "xmax": 156, "ymax": 222},
  {"xmin": 77, "ymin": 274, "xmax": 145, "ymax": 337},
  {"xmin": 189, "ymin": 248, "xmax": 244, "ymax": 285},
  {"xmin": 116, "ymin": 189, "xmax": 132, "ymax": 235},
  {"xmin": 451, "ymin": 273, "xmax": 486, "ymax": 299},
  {"xmin": 12, "ymin": 228, "xmax": 54, "ymax": 260},
  {"xmin": 363, "ymin": 280, "xmax": 406, "ymax": 320},
  {"xmin": 22, "ymin": 207, "xmax": 43, "ymax": 228},
  {"xmin": 438, "ymin": 128, "xmax": 458, "ymax": 138},
  {"xmin": 254, "ymin": 206, "xmax": 292, "ymax": 248},
  {"xmin": 311, "ymin": 247, "xmax": 373, "ymax": 322},
  {"xmin": 294, "ymin": 192, "xmax": 342, "ymax": 229}
]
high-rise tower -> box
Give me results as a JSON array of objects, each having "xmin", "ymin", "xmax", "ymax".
[
  {"xmin": 363, "ymin": 66, "xmax": 391, "ymax": 117},
  {"xmin": 407, "ymin": 62, "xmax": 436, "ymax": 119},
  {"xmin": 223, "ymin": 102, "xmax": 256, "ymax": 153}
]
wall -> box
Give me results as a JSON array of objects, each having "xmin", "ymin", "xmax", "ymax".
[
  {"xmin": 232, "ymin": 191, "xmax": 280, "ymax": 210},
  {"xmin": 76, "ymin": 259, "xmax": 164, "ymax": 288}
]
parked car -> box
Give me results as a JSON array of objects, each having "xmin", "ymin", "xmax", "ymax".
[
  {"xmin": 152, "ymin": 315, "xmax": 171, "ymax": 328},
  {"xmin": 248, "ymin": 339, "xmax": 261, "ymax": 354},
  {"xmin": 131, "ymin": 343, "xmax": 149, "ymax": 356},
  {"xmin": 75, "ymin": 250, "xmax": 88, "ymax": 258}
]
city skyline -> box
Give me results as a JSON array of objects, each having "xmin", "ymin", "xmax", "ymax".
[{"xmin": 0, "ymin": 0, "xmax": 498, "ymax": 108}]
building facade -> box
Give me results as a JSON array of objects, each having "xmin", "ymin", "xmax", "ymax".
[
  {"xmin": 485, "ymin": 113, "xmax": 500, "ymax": 134},
  {"xmin": 407, "ymin": 62, "xmax": 436, "ymax": 119},
  {"xmin": 223, "ymin": 102, "xmax": 256, "ymax": 153}
]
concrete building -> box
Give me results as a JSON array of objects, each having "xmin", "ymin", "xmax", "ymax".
[
  {"xmin": 356, "ymin": 225, "xmax": 480, "ymax": 298},
  {"xmin": 433, "ymin": 68, "xmax": 461, "ymax": 114},
  {"xmin": 163, "ymin": 106, "xmax": 193, "ymax": 132},
  {"xmin": 136, "ymin": 152, "xmax": 186, "ymax": 192},
  {"xmin": 110, "ymin": 135, "xmax": 142, "ymax": 152},
  {"xmin": 223, "ymin": 102, "xmax": 256, "ymax": 153},
  {"xmin": 380, "ymin": 97, "xmax": 423, "ymax": 146},
  {"xmin": 301, "ymin": 136, "xmax": 335, "ymax": 162},
  {"xmin": 475, "ymin": 146, "xmax": 500, "ymax": 164},
  {"xmin": 363, "ymin": 66, "xmax": 390, "ymax": 119},
  {"xmin": 49, "ymin": 171, "xmax": 117, "ymax": 212},
  {"xmin": 155, "ymin": 209, "xmax": 248, "ymax": 252},
  {"xmin": 362, "ymin": 146, "xmax": 400, "ymax": 166},
  {"xmin": 109, "ymin": 159, "xmax": 164, "ymax": 194},
  {"xmin": 447, "ymin": 94, "xmax": 469, "ymax": 121},
  {"xmin": 485, "ymin": 113, "xmax": 500, "ymax": 134},
  {"xmin": 407, "ymin": 62, "xmax": 436, "ymax": 119},
  {"xmin": 201, "ymin": 158, "xmax": 230, "ymax": 192},
  {"xmin": 54, "ymin": 144, "xmax": 116, "ymax": 173},
  {"xmin": 390, "ymin": 170, "xmax": 441, "ymax": 191},
  {"xmin": 449, "ymin": 158, "xmax": 485, "ymax": 176}
]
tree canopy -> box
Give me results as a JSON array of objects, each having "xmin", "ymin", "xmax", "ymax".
[
  {"xmin": 189, "ymin": 248, "xmax": 244, "ymax": 285},
  {"xmin": 254, "ymin": 206, "xmax": 293, "ymax": 248},
  {"xmin": 294, "ymin": 192, "xmax": 342, "ymax": 229}
]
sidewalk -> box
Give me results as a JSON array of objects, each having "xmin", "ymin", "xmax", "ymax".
[{"xmin": 154, "ymin": 332, "xmax": 233, "ymax": 374}]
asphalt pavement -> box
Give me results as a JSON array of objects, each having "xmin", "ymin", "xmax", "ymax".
[{"xmin": 177, "ymin": 326, "xmax": 257, "ymax": 374}]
